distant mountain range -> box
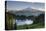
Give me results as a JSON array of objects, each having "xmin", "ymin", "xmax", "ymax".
[{"xmin": 7, "ymin": 7, "xmax": 44, "ymax": 16}]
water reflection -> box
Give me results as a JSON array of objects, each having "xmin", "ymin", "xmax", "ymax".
[{"xmin": 16, "ymin": 19, "xmax": 33, "ymax": 25}]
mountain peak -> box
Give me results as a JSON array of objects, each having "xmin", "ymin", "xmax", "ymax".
[{"xmin": 23, "ymin": 7, "xmax": 32, "ymax": 11}]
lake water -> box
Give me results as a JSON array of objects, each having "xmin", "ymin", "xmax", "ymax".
[{"xmin": 13, "ymin": 19, "xmax": 33, "ymax": 26}]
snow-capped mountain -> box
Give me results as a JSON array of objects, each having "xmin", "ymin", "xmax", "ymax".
[
  {"xmin": 15, "ymin": 7, "xmax": 44, "ymax": 16},
  {"xmin": 8, "ymin": 7, "xmax": 44, "ymax": 16}
]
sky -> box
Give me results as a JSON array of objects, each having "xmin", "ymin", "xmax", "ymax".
[
  {"xmin": 7, "ymin": 1, "xmax": 45, "ymax": 11},
  {"xmin": 6, "ymin": 0, "xmax": 44, "ymax": 3}
]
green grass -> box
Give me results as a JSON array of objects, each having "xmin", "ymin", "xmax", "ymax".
[{"xmin": 17, "ymin": 22, "xmax": 44, "ymax": 30}]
